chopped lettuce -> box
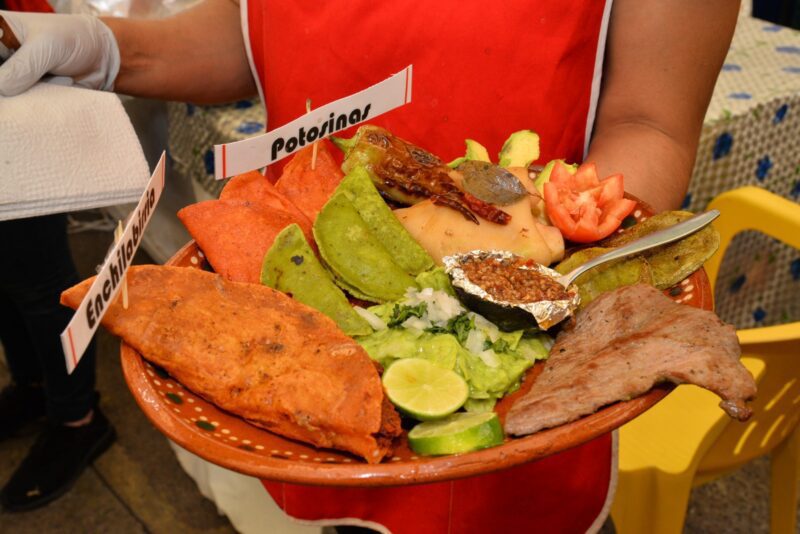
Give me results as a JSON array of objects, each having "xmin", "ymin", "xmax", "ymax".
[
  {"xmin": 516, "ymin": 335, "xmax": 552, "ymax": 362},
  {"xmin": 366, "ymin": 301, "xmax": 394, "ymax": 324},
  {"xmin": 404, "ymin": 286, "xmax": 464, "ymax": 325},
  {"xmin": 464, "ymin": 398, "xmax": 497, "ymax": 413},
  {"xmin": 449, "ymin": 313, "xmax": 475, "ymax": 344},
  {"xmin": 457, "ymin": 347, "xmax": 531, "ymax": 399},
  {"xmin": 358, "ymin": 327, "xmax": 532, "ymax": 402},
  {"xmin": 356, "ymin": 287, "xmax": 552, "ymax": 405},
  {"xmin": 387, "ymin": 302, "xmax": 428, "ymax": 327},
  {"xmin": 357, "ymin": 329, "xmax": 460, "ymax": 370},
  {"xmin": 415, "ymin": 267, "xmax": 456, "ymax": 296},
  {"xmin": 487, "ymin": 338, "xmax": 510, "ymax": 353}
]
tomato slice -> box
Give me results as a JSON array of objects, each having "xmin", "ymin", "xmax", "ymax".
[{"xmin": 543, "ymin": 162, "xmax": 636, "ymax": 243}]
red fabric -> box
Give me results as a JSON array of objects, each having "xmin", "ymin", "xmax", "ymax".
[
  {"xmin": 247, "ymin": 0, "xmax": 607, "ymax": 178},
  {"xmin": 4, "ymin": 0, "xmax": 52, "ymax": 12},
  {"xmin": 248, "ymin": 2, "xmax": 613, "ymax": 532},
  {"xmin": 262, "ymin": 433, "xmax": 612, "ymax": 534}
]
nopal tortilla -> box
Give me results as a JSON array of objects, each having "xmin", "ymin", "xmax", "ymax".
[
  {"xmin": 314, "ymin": 192, "xmax": 416, "ymax": 302},
  {"xmin": 261, "ymin": 224, "xmax": 372, "ymax": 336},
  {"xmin": 601, "ymin": 211, "xmax": 720, "ymax": 289},
  {"xmin": 555, "ymin": 247, "xmax": 653, "ymax": 309},
  {"xmin": 337, "ymin": 166, "xmax": 433, "ymax": 275},
  {"xmin": 326, "ymin": 268, "xmax": 382, "ymax": 303}
]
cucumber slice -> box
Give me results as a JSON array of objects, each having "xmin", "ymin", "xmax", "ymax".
[{"xmin": 408, "ymin": 412, "xmax": 505, "ymax": 455}]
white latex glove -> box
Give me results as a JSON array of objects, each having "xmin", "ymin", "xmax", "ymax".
[{"xmin": 0, "ymin": 10, "xmax": 120, "ymax": 97}]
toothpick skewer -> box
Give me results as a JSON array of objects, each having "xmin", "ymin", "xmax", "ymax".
[
  {"xmin": 306, "ymin": 98, "xmax": 319, "ymax": 170},
  {"xmin": 114, "ymin": 221, "xmax": 129, "ymax": 309}
]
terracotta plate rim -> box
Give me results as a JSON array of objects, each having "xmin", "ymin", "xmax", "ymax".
[
  {"xmin": 120, "ymin": 207, "xmax": 713, "ymax": 487},
  {"xmin": 122, "ymin": 342, "xmax": 678, "ymax": 486}
]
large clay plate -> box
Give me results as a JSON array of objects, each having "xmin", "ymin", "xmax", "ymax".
[{"xmin": 120, "ymin": 204, "xmax": 712, "ymax": 486}]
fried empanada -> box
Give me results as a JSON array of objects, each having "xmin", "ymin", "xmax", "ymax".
[{"xmin": 61, "ymin": 265, "xmax": 401, "ymax": 462}]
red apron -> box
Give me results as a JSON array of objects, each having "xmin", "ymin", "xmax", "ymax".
[
  {"xmin": 4, "ymin": 0, "xmax": 51, "ymax": 12},
  {"xmin": 244, "ymin": 1, "xmax": 615, "ymax": 531}
]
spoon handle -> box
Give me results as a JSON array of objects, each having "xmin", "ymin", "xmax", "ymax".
[{"xmin": 561, "ymin": 209, "xmax": 720, "ymax": 286}]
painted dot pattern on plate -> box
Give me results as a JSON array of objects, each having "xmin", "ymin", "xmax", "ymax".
[{"xmin": 141, "ymin": 365, "xmax": 354, "ymax": 466}]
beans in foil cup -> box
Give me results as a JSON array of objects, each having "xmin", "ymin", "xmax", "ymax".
[{"xmin": 443, "ymin": 250, "xmax": 580, "ymax": 332}]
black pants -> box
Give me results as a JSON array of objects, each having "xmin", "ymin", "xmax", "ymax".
[{"xmin": 0, "ymin": 214, "xmax": 96, "ymax": 423}]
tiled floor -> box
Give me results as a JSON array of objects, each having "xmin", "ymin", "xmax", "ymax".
[{"xmin": 0, "ymin": 213, "xmax": 797, "ymax": 533}]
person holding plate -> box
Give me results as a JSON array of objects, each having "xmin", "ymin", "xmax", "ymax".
[
  {"xmin": 0, "ymin": 0, "xmax": 115, "ymax": 516},
  {"xmin": 0, "ymin": 0, "xmax": 739, "ymax": 530}
]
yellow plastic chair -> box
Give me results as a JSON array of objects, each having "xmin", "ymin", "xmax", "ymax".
[{"xmin": 611, "ymin": 187, "xmax": 800, "ymax": 534}]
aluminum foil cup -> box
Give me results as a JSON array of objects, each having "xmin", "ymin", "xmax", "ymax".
[{"xmin": 443, "ymin": 250, "xmax": 580, "ymax": 331}]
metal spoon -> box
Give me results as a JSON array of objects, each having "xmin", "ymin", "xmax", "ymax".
[{"xmin": 558, "ymin": 209, "xmax": 720, "ymax": 287}]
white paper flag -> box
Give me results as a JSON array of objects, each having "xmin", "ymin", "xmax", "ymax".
[
  {"xmin": 213, "ymin": 65, "xmax": 412, "ymax": 179},
  {"xmin": 61, "ymin": 152, "xmax": 166, "ymax": 374}
]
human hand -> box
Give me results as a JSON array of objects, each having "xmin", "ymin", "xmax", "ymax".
[{"xmin": 0, "ymin": 10, "xmax": 120, "ymax": 96}]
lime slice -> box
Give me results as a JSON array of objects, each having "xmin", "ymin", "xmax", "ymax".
[
  {"xmin": 382, "ymin": 358, "xmax": 468, "ymax": 420},
  {"xmin": 407, "ymin": 412, "xmax": 505, "ymax": 456}
]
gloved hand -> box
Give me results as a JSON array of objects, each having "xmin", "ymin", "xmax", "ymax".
[{"xmin": 0, "ymin": 10, "xmax": 120, "ymax": 97}]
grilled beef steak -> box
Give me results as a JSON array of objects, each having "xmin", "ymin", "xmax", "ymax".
[{"xmin": 504, "ymin": 284, "xmax": 756, "ymax": 436}]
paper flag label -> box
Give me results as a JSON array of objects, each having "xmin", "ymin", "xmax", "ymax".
[
  {"xmin": 214, "ymin": 65, "xmax": 413, "ymax": 179},
  {"xmin": 61, "ymin": 152, "xmax": 167, "ymax": 374}
]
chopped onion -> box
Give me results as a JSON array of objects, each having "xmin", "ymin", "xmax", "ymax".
[
  {"xmin": 478, "ymin": 349, "xmax": 501, "ymax": 368},
  {"xmin": 431, "ymin": 294, "xmax": 464, "ymax": 325},
  {"xmin": 405, "ymin": 288, "xmax": 464, "ymax": 326},
  {"xmin": 465, "ymin": 328, "xmax": 487, "ymax": 356},
  {"xmin": 471, "ymin": 312, "xmax": 501, "ymax": 342},
  {"xmin": 354, "ymin": 306, "xmax": 387, "ymax": 331},
  {"xmin": 402, "ymin": 316, "xmax": 432, "ymax": 331}
]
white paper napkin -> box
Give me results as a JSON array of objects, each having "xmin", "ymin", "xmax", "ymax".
[{"xmin": 0, "ymin": 83, "xmax": 150, "ymax": 221}]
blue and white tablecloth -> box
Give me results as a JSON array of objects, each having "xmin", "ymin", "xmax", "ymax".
[
  {"xmin": 686, "ymin": 11, "xmax": 800, "ymax": 328},
  {"xmin": 167, "ymin": 99, "xmax": 265, "ymax": 199}
]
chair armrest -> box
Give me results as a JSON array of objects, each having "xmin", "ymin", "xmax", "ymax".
[
  {"xmin": 738, "ymin": 322, "xmax": 800, "ymax": 345},
  {"xmin": 705, "ymin": 187, "xmax": 800, "ymax": 289}
]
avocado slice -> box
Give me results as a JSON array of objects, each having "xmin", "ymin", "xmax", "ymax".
[
  {"xmin": 448, "ymin": 139, "xmax": 491, "ymax": 168},
  {"xmin": 533, "ymin": 159, "xmax": 578, "ymax": 195},
  {"xmin": 465, "ymin": 139, "xmax": 491, "ymax": 162},
  {"xmin": 498, "ymin": 130, "xmax": 540, "ymax": 168}
]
